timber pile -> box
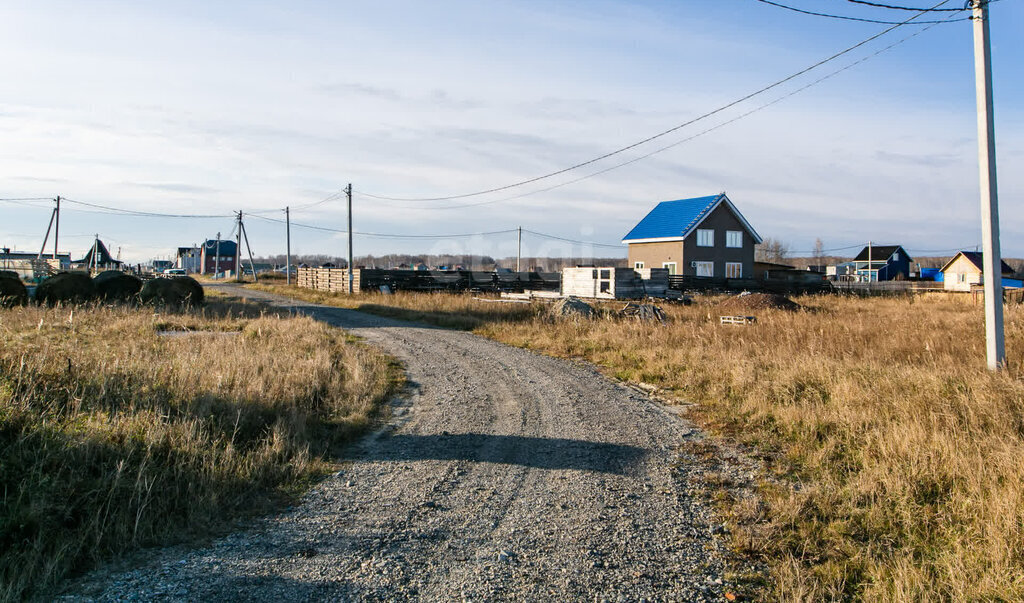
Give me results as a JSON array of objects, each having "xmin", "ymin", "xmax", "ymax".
[
  {"xmin": 619, "ymin": 302, "xmax": 667, "ymax": 324},
  {"xmin": 296, "ymin": 267, "xmax": 362, "ymax": 293}
]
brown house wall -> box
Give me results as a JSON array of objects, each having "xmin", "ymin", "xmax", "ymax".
[{"xmin": 627, "ymin": 241, "xmax": 684, "ymax": 273}]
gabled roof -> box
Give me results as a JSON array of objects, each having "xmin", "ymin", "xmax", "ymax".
[
  {"xmin": 621, "ymin": 193, "xmax": 762, "ymax": 244},
  {"xmin": 853, "ymin": 245, "xmax": 908, "ymax": 262},
  {"xmin": 939, "ymin": 251, "xmax": 1013, "ymax": 275},
  {"xmin": 202, "ymin": 239, "xmax": 237, "ymax": 255},
  {"xmin": 77, "ymin": 239, "xmax": 121, "ymax": 265}
]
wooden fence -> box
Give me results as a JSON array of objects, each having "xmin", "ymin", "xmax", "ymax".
[{"xmin": 296, "ymin": 267, "xmax": 560, "ymax": 294}]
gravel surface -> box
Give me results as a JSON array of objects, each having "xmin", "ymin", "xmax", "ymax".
[{"xmin": 61, "ymin": 285, "xmax": 729, "ymax": 601}]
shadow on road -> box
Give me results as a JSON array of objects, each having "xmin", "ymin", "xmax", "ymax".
[{"xmin": 360, "ymin": 433, "xmax": 647, "ymax": 475}]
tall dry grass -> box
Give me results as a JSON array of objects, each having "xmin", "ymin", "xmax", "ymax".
[
  {"xmin": 262, "ymin": 284, "xmax": 1024, "ymax": 601},
  {"xmin": 0, "ymin": 299, "xmax": 399, "ymax": 600}
]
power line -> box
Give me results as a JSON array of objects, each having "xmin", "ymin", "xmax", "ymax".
[
  {"xmin": 356, "ymin": 0, "xmax": 958, "ymax": 203},
  {"xmin": 754, "ymin": 0, "xmax": 967, "ymax": 24},
  {"xmin": 845, "ymin": 0, "xmax": 965, "ymax": 11},
  {"xmin": 361, "ymin": 14, "xmax": 953, "ymax": 212},
  {"xmin": 247, "ymin": 213, "xmax": 520, "ymax": 239},
  {"xmin": 523, "ymin": 229, "xmax": 623, "ymax": 250},
  {"xmin": 59, "ymin": 197, "xmax": 234, "ymax": 218}
]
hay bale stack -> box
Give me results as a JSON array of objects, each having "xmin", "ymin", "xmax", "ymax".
[
  {"xmin": 0, "ymin": 274, "xmax": 28, "ymax": 307},
  {"xmin": 35, "ymin": 272, "xmax": 96, "ymax": 306},
  {"xmin": 140, "ymin": 276, "xmax": 204, "ymax": 307},
  {"xmin": 552, "ymin": 296, "xmax": 594, "ymax": 319},
  {"xmin": 93, "ymin": 270, "xmax": 143, "ymax": 302},
  {"xmin": 0, "ymin": 270, "xmax": 19, "ymax": 279}
]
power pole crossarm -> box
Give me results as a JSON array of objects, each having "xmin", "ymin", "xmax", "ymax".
[{"xmin": 972, "ymin": 0, "xmax": 1005, "ymax": 370}]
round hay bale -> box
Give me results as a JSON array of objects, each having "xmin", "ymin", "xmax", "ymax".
[
  {"xmin": 717, "ymin": 292, "xmax": 801, "ymax": 312},
  {"xmin": 140, "ymin": 276, "xmax": 204, "ymax": 307},
  {"xmin": 0, "ymin": 274, "xmax": 28, "ymax": 307},
  {"xmin": 552, "ymin": 296, "xmax": 594, "ymax": 319},
  {"xmin": 0, "ymin": 270, "xmax": 19, "ymax": 279},
  {"xmin": 93, "ymin": 270, "xmax": 143, "ymax": 302},
  {"xmin": 35, "ymin": 272, "xmax": 96, "ymax": 306}
]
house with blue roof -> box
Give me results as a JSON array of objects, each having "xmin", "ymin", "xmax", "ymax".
[{"xmin": 621, "ymin": 193, "xmax": 761, "ymax": 279}]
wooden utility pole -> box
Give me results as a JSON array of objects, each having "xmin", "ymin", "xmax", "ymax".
[
  {"xmin": 285, "ymin": 206, "xmax": 292, "ymax": 286},
  {"xmin": 517, "ymin": 226, "xmax": 522, "ymax": 272},
  {"xmin": 235, "ymin": 211, "xmax": 243, "ymax": 282},
  {"xmin": 972, "ymin": 0, "xmax": 1004, "ymax": 370},
  {"xmin": 346, "ymin": 183, "xmax": 353, "ymax": 294}
]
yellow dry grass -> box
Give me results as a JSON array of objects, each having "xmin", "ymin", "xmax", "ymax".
[
  {"xmin": 259, "ymin": 283, "xmax": 1024, "ymax": 602},
  {"xmin": 0, "ymin": 298, "xmax": 400, "ymax": 600}
]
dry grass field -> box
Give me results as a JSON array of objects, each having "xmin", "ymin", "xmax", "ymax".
[
  {"xmin": 0, "ymin": 298, "xmax": 400, "ymax": 600},
  {"xmin": 253, "ymin": 283, "xmax": 1024, "ymax": 602}
]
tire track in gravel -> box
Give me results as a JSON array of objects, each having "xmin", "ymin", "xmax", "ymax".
[{"xmin": 61, "ymin": 285, "xmax": 728, "ymax": 602}]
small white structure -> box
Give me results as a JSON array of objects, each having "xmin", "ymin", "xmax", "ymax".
[
  {"xmin": 940, "ymin": 251, "xmax": 1013, "ymax": 292},
  {"xmin": 561, "ymin": 267, "xmax": 669, "ymax": 300}
]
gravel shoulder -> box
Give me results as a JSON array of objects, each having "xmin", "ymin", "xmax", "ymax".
[{"xmin": 62, "ymin": 285, "xmax": 729, "ymax": 601}]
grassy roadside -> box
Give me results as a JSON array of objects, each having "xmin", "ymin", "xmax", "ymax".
[
  {"xmin": 0, "ymin": 298, "xmax": 401, "ymax": 600},
  {"xmin": 247, "ymin": 283, "xmax": 1024, "ymax": 601}
]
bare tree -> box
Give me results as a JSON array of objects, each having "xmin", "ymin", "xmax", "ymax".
[
  {"xmin": 812, "ymin": 238, "xmax": 825, "ymax": 266},
  {"xmin": 755, "ymin": 237, "xmax": 790, "ymax": 263}
]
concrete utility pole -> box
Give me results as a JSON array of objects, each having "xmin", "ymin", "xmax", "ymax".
[
  {"xmin": 972, "ymin": 0, "xmax": 1004, "ymax": 370},
  {"xmin": 867, "ymin": 241, "xmax": 872, "ymax": 283},
  {"xmin": 53, "ymin": 196, "xmax": 61, "ymax": 261},
  {"xmin": 215, "ymin": 232, "xmax": 221, "ymax": 278},
  {"xmin": 346, "ymin": 183, "xmax": 354, "ymax": 294},
  {"xmin": 517, "ymin": 226, "xmax": 522, "ymax": 272},
  {"xmin": 236, "ymin": 211, "xmax": 243, "ymax": 282},
  {"xmin": 285, "ymin": 206, "xmax": 292, "ymax": 286}
]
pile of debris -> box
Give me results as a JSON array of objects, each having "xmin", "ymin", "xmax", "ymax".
[
  {"xmin": 717, "ymin": 292, "xmax": 801, "ymax": 312},
  {"xmin": 551, "ymin": 296, "xmax": 594, "ymax": 319},
  {"xmin": 619, "ymin": 302, "xmax": 667, "ymax": 324}
]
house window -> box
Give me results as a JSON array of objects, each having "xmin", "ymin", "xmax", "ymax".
[
  {"xmin": 662, "ymin": 262, "xmax": 677, "ymax": 275},
  {"xmin": 599, "ymin": 281, "xmax": 610, "ymax": 293},
  {"xmin": 600, "ymin": 269, "xmax": 611, "ymax": 279},
  {"xmin": 893, "ymin": 251, "xmax": 900, "ymax": 261},
  {"xmin": 634, "ymin": 261, "xmax": 645, "ymax": 270},
  {"xmin": 696, "ymin": 229, "xmax": 714, "ymax": 247},
  {"xmin": 726, "ymin": 230, "xmax": 743, "ymax": 248},
  {"xmin": 726, "ymin": 262, "xmax": 742, "ymax": 278},
  {"xmin": 694, "ymin": 261, "xmax": 713, "ymax": 277}
]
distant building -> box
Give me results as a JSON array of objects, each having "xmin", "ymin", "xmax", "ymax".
[
  {"xmin": 176, "ymin": 246, "xmax": 201, "ymax": 272},
  {"xmin": 852, "ymin": 245, "xmax": 911, "ymax": 282},
  {"xmin": 0, "ymin": 250, "xmax": 70, "ymax": 278},
  {"xmin": 622, "ymin": 193, "xmax": 761, "ymax": 279},
  {"xmin": 200, "ymin": 239, "xmax": 237, "ymax": 275},
  {"xmin": 73, "ymin": 239, "xmax": 122, "ymax": 272},
  {"xmin": 827, "ymin": 262, "xmax": 857, "ymax": 281},
  {"xmin": 940, "ymin": 251, "xmax": 1015, "ymax": 292}
]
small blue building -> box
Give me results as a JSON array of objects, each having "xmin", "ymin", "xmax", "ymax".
[{"xmin": 852, "ymin": 245, "xmax": 911, "ymax": 282}]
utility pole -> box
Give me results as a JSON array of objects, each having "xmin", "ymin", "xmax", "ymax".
[
  {"xmin": 972, "ymin": 0, "xmax": 1004, "ymax": 370},
  {"xmin": 92, "ymin": 235, "xmax": 99, "ymax": 274},
  {"xmin": 53, "ymin": 196, "xmax": 60, "ymax": 262},
  {"xmin": 215, "ymin": 232, "xmax": 221, "ymax": 279},
  {"xmin": 240, "ymin": 218, "xmax": 258, "ymax": 283},
  {"xmin": 867, "ymin": 240, "xmax": 872, "ymax": 284},
  {"xmin": 38, "ymin": 205, "xmax": 56, "ymax": 259},
  {"xmin": 285, "ymin": 206, "xmax": 292, "ymax": 286},
  {"xmin": 236, "ymin": 211, "xmax": 243, "ymax": 282},
  {"xmin": 346, "ymin": 183, "xmax": 353, "ymax": 294},
  {"xmin": 517, "ymin": 226, "xmax": 522, "ymax": 272}
]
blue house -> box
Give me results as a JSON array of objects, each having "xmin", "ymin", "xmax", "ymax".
[{"xmin": 852, "ymin": 245, "xmax": 911, "ymax": 282}]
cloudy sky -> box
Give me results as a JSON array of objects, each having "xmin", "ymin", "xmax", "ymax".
[{"xmin": 1, "ymin": 0, "xmax": 1021, "ymax": 263}]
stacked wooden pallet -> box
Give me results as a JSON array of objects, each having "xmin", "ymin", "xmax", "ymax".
[{"xmin": 296, "ymin": 268, "xmax": 362, "ymax": 293}]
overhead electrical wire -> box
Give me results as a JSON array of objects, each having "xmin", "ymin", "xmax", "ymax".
[
  {"xmin": 60, "ymin": 197, "xmax": 234, "ymax": 219},
  {"xmin": 359, "ymin": 12, "xmax": 955, "ymax": 212},
  {"xmin": 753, "ymin": 0, "xmax": 967, "ymax": 24},
  {"xmin": 845, "ymin": 0, "xmax": 965, "ymax": 10},
  {"xmin": 355, "ymin": 0, "xmax": 958, "ymax": 203}
]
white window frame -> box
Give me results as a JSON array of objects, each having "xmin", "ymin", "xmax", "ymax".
[
  {"xmin": 634, "ymin": 261, "xmax": 645, "ymax": 269},
  {"xmin": 694, "ymin": 261, "xmax": 713, "ymax": 277},
  {"xmin": 696, "ymin": 229, "xmax": 714, "ymax": 247},
  {"xmin": 725, "ymin": 262, "xmax": 743, "ymax": 279},
  {"xmin": 726, "ymin": 230, "xmax": 743, "ymax": 248},
  {"xmin": 662, "ymin": 262, "xmax": 677, "ymax": 275}
]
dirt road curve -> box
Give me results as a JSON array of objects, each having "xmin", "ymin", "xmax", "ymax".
[{"xmin": 64, "ymin": 285, "xmax": 727, "ymax": 601}]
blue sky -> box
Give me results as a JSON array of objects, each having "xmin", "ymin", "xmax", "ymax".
[{"xmin": 0, "ymin": 0, "xmax": 1021, "ymax": 262}]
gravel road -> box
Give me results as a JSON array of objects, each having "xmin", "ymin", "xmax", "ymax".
[{"xmin": 63, "ymin": 286, "xmax": 728, "ymax": 601}]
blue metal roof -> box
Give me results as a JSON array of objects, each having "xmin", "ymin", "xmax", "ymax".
[{"xmin": 622, "ymin": 194, "xmax": 724, "ymax": 241}]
